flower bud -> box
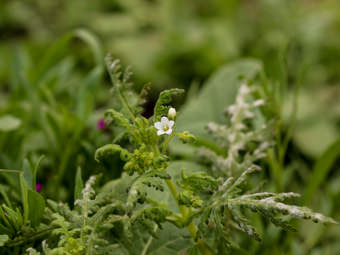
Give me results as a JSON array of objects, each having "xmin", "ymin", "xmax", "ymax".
[
  {"xmin": 178, "ymin": 131, "xmax": 196, "ymax": 144},
  {"xmin": 168, "ymin": 107, "xmax": 176, "ymax": 120}
]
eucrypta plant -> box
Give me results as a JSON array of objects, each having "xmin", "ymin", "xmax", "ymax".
[{"xmin": 26, "ymin": 57, "xmax": 336, "ymax": 254}]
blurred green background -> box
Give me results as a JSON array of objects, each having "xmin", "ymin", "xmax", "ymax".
[{"xmin": 1, "ymin": 0, "xmax": 340, "ymax": 254}]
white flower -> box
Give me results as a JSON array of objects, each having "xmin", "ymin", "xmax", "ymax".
[
  {"xmin": 168, "ymin": 107, "xmax": 176, "ymax": 119},
  {"xmin": 154, "ymin": 117, "xmax": 174, "ymax": 136}
]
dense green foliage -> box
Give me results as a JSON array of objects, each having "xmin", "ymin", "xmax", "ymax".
[{"xmin": 1, "ymin": 0, "xmax": 340, "ymax": 254}]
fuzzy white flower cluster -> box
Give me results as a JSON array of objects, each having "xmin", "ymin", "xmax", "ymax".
[{"xmin": 74, "ymin": 176, "xmax": 96, "ymax": 207}]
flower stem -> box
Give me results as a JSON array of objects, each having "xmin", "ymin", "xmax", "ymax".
[{"xmin": 162, "ymin": 132, "xmax": 175, "ymax": 154}]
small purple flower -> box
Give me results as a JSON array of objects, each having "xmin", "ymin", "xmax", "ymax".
[
  {"xmin": 97, "ymin": 119, "xmax": 106, "ymax": 130},
  {"xmin": 36, "ymin": 183, "xmax": 42, "ymax": 193}
]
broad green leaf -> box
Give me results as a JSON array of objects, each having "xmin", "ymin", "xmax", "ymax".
[
  {"xmin": 74, "ymin": 167, "xmax": 84, "ymax": 202},
  {"xmin": 0, "ymin": 115, "xmax": 21, "ymax": 132},
  {"xmin": 27, "ymin": 190, "xmax": 46, "ymax": 227},
  {"xmin": 144, "ymin": 223, "xmax": 193, "ymax": 255},
  {"xmin": 117, "ymin": 223, "xmax": 192, "ymax": 255},
  {"xmin": 0, "ymin": 234, "xmax": 8, "ymax": 247},
  {"xmin": 170, "ymin": 59, "xmax": 262, "ymax": 155},
  {"xmin": 293, "ymin": 121, "xmax": 338, "ymax": 158},
  {"xmin": 283, "ymin": 89, "xmax": 339, "ymax": 158}
]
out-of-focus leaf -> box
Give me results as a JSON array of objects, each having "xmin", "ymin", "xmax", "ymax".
[
  {"xmin": 0, "ymin": 115, "xmax": 21, "ymax": 132},
  {"xmin": 294, "ymin": 121, "xmax": 338, "ymax": 158},
  {"xmin": 76, "ymin": 66, "xmax": 103, "ymax": 121},
  {"xmin": 283, "ymin": 89, "xmax": 339, "ymax": 158},
  {"xmin": 303, "ymin": 137, "xmax": 340, "ymax": 205},
  {"xmin": 74, "ymin": 29, "xmax": 103, "ymax": 66},
  {"xmin": 170, "ymin": 59, "xmax": 262, "ymax": 155},
  {"xmin": 0, "ymin": 234, "xmax": 8, "ymax": 247}
]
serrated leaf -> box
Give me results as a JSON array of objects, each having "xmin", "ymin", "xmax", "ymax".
[{"xmin": 153, "ymin": 88, "xmax": 184, "ymax": 121}]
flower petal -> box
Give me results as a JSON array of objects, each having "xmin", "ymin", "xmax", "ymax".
[
  {"xmin": 168, "ymin": 120, "xmax": 175, "ymax": 128},
  {"xmin": 165, "ymin": 128, "xmax": 172, "ymax": 135},
  {"xmin": 161, "ymin": 116, "xmax": 169, "ymax": 124},
  {"xmin": 154, "ymin": 122, "xmax": 162, "ymax": 129},
  {"xmin": 157, "ymin": 130, "xmax": 165, "ymax": 136}
]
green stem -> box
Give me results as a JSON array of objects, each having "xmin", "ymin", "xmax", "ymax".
[
  {"xmin": 195, "ymin": 138, "xmax": 226, "ymax": 156},
  {"xmin": 0, "ymin": 169, "xmax": 22, "ymax": 174},
  {"xmin": 162, "ymin": 132, "xmax": 175, "ymax": 154},
  {"xmin": 165, "ymin": 179, "xmax": 187, "ymax": 217}
]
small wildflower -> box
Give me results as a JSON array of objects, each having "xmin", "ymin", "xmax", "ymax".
[
  {"xmin": 36, "ymin": 183, "xmax": 42, "ymax": 193},
  {"xmin": 97, "ymin": 119, "xmax": 106, "ymax": 130},
  {"xmin": 168, "ymin": 107, "xmax": 176, "ymax": 119},
  {"xmin": 154, "ymin": 117, "xmax": 174, "ymax": 136}
]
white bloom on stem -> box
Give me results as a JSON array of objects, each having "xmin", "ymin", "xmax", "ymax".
[
  {"xmin": 154, "ymin": 117, "xmax": 174, "ymax": 136},
  {"xmin": 168, "ymin": 107, "xmax": 176, "ymax": 119}
]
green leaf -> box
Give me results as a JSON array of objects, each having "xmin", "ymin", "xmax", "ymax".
[
  {"xmin": 27, "ymin": 189, "xmax": 46, "ymax": 227},
  {"xmin": 283, "ymin": 90, "xmax": 339, "ymax": 158},
  {"xmin": 76, "ymin": 66, "xmax": 103, "ymax": 121},
  {"xmin": 144, "ymin": 223, "xmax": 193, "ymax": 255},
  {"xmin": 0, "ymin": 234, "xmax": 8, "ymax": 247},
  {"xmin": 23, "ymin": 159, "xmax": 33, "ymax": 190},
  {"xmin": 0, "ymin": 115, "xmax": 21, "ymax": 132},
  {"xmin": 32, "ymin": 155, "xmax": 45, "ymax": 190},
  {"xmin": 74, "ymin": 167, "xmax": 84, "ymax": 202},
  {"xmin": 74, "ymin": 29, "xmax": 103, "ymax": 66},
  {"xmin": 303, "ymin": 137, "xmax": 340, "ymax": 205},
  {"xmin": 293, "ymin": 120, "xmax": 338, "ymax": 158},
  {"xmin": 170, "ymin": 59, "xmax": 262, "ymax": 155},
  {"xmin": 19, "ymin": 174, "xmax": 29, "ymax": 224},
  {"xmin": 23, "ymin": 156, "xmax": 44, "ymax": 191}
]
